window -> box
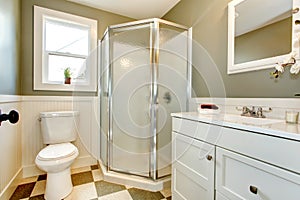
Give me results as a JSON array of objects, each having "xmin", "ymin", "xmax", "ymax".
[{"xmin": 34, "ymin": 6, "xmax": 97, "ymax": 91}]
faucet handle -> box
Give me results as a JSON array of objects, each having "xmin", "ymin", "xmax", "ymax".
[
  {"xmin": 256, "ymin": 107, "xmax": 265, "ymax": 118},
  {"xmin": 256, "ymin": 107, "xmax": 272, "ymax": 118},
  {"xmin": 236, "ymin": 106, "xmax": 252, "ymax": 116},
  {"xmin": 236, "ymin": 106, "xmax": 251, "ymax": 114},
  {"xmin": 242, "ymin": 106, "xmax": 250, "ymax": 114}
]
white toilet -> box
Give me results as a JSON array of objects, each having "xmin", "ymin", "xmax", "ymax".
[{"xmin": 35, "ymin": 111, "xmax": 79, "ymax": 200}]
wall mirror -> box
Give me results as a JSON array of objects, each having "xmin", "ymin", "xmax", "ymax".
[{"xmin": 227, "ymin": 0, "xmax": 299, "ymax": 74}]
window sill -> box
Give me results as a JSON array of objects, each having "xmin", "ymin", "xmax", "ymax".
[{"xmin": 33, "ymin": 82, "xmax": 97, "ymax": 92}]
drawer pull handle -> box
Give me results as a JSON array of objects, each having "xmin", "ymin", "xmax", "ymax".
[
  {"xmin": 250, "ymin": 185, "xmax": 258, "ymax": 194},
  {"xmin": 206, "ymin": 155, "xmax": 213, "ymax": 161}
]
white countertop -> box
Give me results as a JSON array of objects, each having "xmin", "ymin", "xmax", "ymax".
[{"xmin": 171, "ymin": 112, "xmax": 300, "ymax": 142}]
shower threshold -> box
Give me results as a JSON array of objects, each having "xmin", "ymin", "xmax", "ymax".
[{"xmin": 98, "ymin": 160, "xmax": 171, "ymax": 192}]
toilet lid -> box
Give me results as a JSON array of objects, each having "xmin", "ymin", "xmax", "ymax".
[{"xmin": 37, "ymin": 143, "xmax": 77, "ymax": 161}]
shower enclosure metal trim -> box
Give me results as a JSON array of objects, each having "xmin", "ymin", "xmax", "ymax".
[
  {"xmin": 187, "ymin": 27, "xmax": 193, "ymax": 109},
  {"xmin": 149, "ymin": 20, "xmax": 159, "ymax": 180},
  {"xmin": 108, "ymin": 18, "xmax": 188, "ymax": 31},
  {"xmin": 100, "ymin": 18, "xmax": 191, "ymax": 181}
]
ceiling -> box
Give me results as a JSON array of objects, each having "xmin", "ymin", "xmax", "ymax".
[{"xmin": 67, "ymin": 0, "xmax": 181, "ymax": 19}]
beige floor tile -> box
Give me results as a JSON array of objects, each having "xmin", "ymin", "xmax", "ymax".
[
  {"xmin": 128, "ymin": 188, "xmax": 164, "ymax": 200},
  {"xmin": 30, "ymin": 180, "xmax": 46, "ymax": 197},
  {"xmin": 71, "ymin": 166, "xmax": 91, "ymax": 174},
  {"xmin": 64, "ymin": 182, "xmax": 97, "ymax": 200},
  {"xmin": 160, "ymin": 187, "xmax": 171, "ymax": 198},
  {"xmin": 18, "ymin": 176, "xmax": 38, "ymax": 185},
  {"xmin": 95, "ymin": 181, "xmax": 126, "ymax": 197},
  {"xmin": 72, "ymin": 171, "xmax": 94, "ymax": 186},
  {"xmin": 92, "ymin": 169, "xmax": 103, "ymax": 182},
  {"xmin": 98, "ymin": 190, "xmax": 133, "ymax": 200}
]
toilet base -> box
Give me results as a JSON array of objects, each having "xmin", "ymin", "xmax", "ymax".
[{"xmin": 44, "ymin": 167, "xmax": 73, "ymax": 200}]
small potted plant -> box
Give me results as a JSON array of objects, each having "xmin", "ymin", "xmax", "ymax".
[{"xmin": 64, "ymin": 67, "xmax": 72, "ymax": 84}]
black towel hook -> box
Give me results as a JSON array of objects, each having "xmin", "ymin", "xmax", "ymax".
[{"xmin": 0, "ymin": 110, "xmax": 19, "ymax": 126}]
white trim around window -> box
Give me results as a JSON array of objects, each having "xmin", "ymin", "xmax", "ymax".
[{"xmin": 33, "ymin": 6, "xmax": 98, "ymax": 92}]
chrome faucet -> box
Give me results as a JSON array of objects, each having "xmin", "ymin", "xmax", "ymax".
[{"xmin": 238, "ymin": 106, "xmax": 272, "ymax": 118}]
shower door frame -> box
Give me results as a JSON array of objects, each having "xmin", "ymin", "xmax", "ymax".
[{"xmin": 104, "ymin": 18, "xmax": 191, "ymax": 181}]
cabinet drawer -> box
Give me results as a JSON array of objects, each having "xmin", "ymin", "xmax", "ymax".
[
  {"xmin": 216, "ymin": 147, "xmax": 300, "ymax": 200},
  {"xmin": 172, "ymin": 132, "xmax": 214, "ymax": 200},
  {"xmin": 172, "ymin": 117, "xmax": 222, "ymax": 144},
  {"xmin": 218, "ymin": 126, "xmax": 300, "ymax": 174}
]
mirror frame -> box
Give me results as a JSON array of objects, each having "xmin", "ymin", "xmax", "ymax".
[{"xmin": 227, "ymin": 0, "xmax": 300, "ymax": 74}]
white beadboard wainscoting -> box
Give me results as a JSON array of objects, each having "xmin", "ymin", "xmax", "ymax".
[
  {"xmin": 0, "ymin": 96, "xmax": 22, "ymax": 200},
  {"xmin": 21, "ymin": 96, "xmax": 100, "ymax": 177}
]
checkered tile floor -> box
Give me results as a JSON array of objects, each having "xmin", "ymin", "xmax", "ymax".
[{"xmin": 9, "ymin": 165, "xmax": 172, "ymax": 200}]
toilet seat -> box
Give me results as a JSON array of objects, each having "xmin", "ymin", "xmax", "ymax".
[{"xmin": 37, "ymin": 143, "xmax": 77, "ymax": 161}]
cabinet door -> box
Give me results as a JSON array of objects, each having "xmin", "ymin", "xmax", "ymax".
[
  {"xmin": 216, "ymin": 147, "xmax": 300, "ymax": 200},
  {"xmin": 216, "ymin": 192, "xmax": 230, "ymax": 200},
  {"xmin": 172, "ymin": 132, "xmax": 215, "ymax": 200}
]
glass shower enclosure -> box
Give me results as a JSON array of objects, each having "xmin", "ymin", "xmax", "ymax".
[{"xmin": 100, "ymin": 18, "xmax": 191, "ymax": 180}]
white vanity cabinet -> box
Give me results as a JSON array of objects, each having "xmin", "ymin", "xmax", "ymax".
[
  {"xmin": 172, "ymin": 114, "xmax": 300, "ymax": 200},
  {"xmin": 172, "ymin": 131, "xmax": 215, "ymax": 200}
]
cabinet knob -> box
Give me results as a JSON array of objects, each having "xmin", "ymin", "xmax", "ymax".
[
  {"xmin": 206, "ymin": 155, "xmax": 213, "ymax": 161},
  {"xmin": 249, "ymin": 185, "xmax": 258, "ymax": 194}
]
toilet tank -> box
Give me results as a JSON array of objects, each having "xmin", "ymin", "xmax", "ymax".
[{"xmin": 40, "ymin": 111, "xmax": 79, "ymax": 144}]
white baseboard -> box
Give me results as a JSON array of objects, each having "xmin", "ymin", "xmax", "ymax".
[
  {"xmin": 72, "ymin": 155, "xmax": 97, "ymax": 169},
  {"xmin": 22, "ymin": 155, "xmax": 97, "ymax": 178},
  {"xmin": 0, "ymin": 168, "xmax": 22, "ymax": 200},
  {"xmin": 22, "ymin": 165, "xmax": 45, "ymax": 178}
]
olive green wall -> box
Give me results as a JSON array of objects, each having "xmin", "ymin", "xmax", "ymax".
[
  {"xmin": 21, "ymin": 0, "xmax": 133, "ymax": 96},
  {"xmin": 0, "ymin": 0, "xmax": 21, "ymax": 95},
  {"xmin": 235, "ymin": 17, "xmax": 291, "ymax": 64},
  {"xmin": 163, "ymin": 0, "xmax": 300, "ymax": 98}
]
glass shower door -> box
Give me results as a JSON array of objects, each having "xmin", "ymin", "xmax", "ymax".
[
  {"xmin": 109, "ymin": 24, "xmax": 152, "ymax": 177},
  {"xmin": 156, "ymin": 25, "xmax": 189, "ymax": 178}
]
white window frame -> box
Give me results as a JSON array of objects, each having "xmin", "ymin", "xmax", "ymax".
[{"xmin": 33, "ymin": 6, "xmax": 98, "ymax": 91}]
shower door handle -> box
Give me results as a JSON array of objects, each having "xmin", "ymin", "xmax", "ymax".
[{"xmin": 163, "ymin": 92, "xmax": 171, "ymax": 104}]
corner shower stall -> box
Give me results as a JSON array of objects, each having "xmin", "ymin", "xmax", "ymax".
[{"xmin": 99, "ymin": 18, "xmax": 191, "ymax": 184}]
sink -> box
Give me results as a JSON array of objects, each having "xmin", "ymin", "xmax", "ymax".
[{"xmin": 219, "ymin": 114, "xmax": 283, "ymax": 126}]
